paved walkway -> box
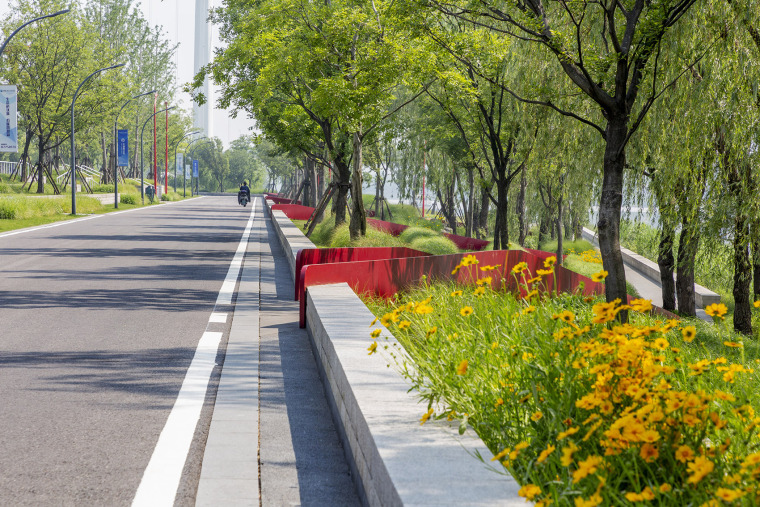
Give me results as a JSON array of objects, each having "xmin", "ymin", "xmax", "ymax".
[{"xmin": 195, "ymin": 198, "xmax": 360, "ymax": 506}]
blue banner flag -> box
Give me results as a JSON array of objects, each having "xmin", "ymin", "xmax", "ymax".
[
  {"xmin": 117, "ymin": 130, "xmax": 129, "ymax": 166},
  {"xmin": 192, "ymin": 159, "xmax": 199, "ymax": 178}
]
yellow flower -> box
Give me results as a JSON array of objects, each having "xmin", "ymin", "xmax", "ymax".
[
  {"xmin": 522, "ymin": 305, "xmax": 536, "ymax": 315},
  {"xmin": 367, "ymin": 342, "xmax": 378, "ymax": 355},
  {"xmin": 398, "ymin": 320, "xmax": 411, "ymax": 330},
  {"xmin": 460, "ymin": 306, "xmax": 474, "ymax": 317},
  {"xmin": 640, "ymin": 443, "xmax": 659, "ymax": 462},
  {"xmin": 686, "ymin": 455, "xmax": 714, "ymax": 484},
  {"xmin": 473, "ymin": 286, "xmax": 486, "ymax": 296},
  {"xmin": 544, "ymin": 256, "xmax": 557, "ymax": 268},
  {"xmin": 426, "ymin": 326, "xmax": 437, "ymax": 336},
  {"xmin": 705, "ymin": 303, "xmax": 728, "ymax": 319},
  {"xmin": 414, "ymin": 304, "xmax": 434, "ymax": 314},
  {"xmin": 537, "ymin": 444, "xmax": 555, "ymax": 464},
  {"xmin": 531, "ymin": 411, "xmax": 543, "ymax": 422},
  {"xmin": 370, "ymin": 328, "xmax": 382, "ymax": 338},
  {"xmin": 476, "ymin": 276, "xmax": 492, "ymax": 286},
  {"xmin": 536, "ymin": 268, "xmax": 553, "ymax": 276},
  {"xmin": 460, "ymin": 254, "xmax": 479, "ymax": 266},
  {"xmin": 630, "ymin": 298, "xmax": 653, "ymax": 313},
  {"xmin": 491, "ymin": 447, "xmax": 510, "ymax": 461},
  {"xmin": 715, "ymin": 487, "xmax": 744, "ymax": 502},
  {"xmin": 591, "ymin": 270, "xmax": 608, "ymax": 282},
  {"xmin": 682, "ymin": 325, "xmax": 697, "ymax": 342},
  {"xmin": 480, "ymin": 264, "xmax": 500, "ymax": 272},
  {"xmin": 419, "ymin": 407, "xmax": 434, "ymax": 425},
  {"xmin": 754, "ymin": 300, "xmax": 760, "ymax": 308},
  {"xmin": 560, "ymin": 442, "xmax": 579, "ymax": 466},
  {"xmin": 370, "ymin": 316, "xmax": 378, "ymax": 326},
  {"xmin": 518, "ymin": 484, "xmax": 541, "ymax": 501},
  {"xmin": 574, "ymin": 494, "xmax": 602, "ymax": 507},
  {"xmin": 675, "ymin": 445, "xmax": 694, "ymax": 463},
  {"xmin": 552, "ymin": 310, "xmax": 575, "ymax": 323},
  {"xmin": 572, "ymin": 455, "xmax": 603, "ymax": 483},
  {"xmin": 659, "ymin": 483, "xmax": 672, "ymax": 493},
  {"xmin": 456, "ymin": 359, "xmax": 468, "ymax": 375},
  {"xmin": 557, "ymin": 427, "xmax": 579, "ymax": 440},
  {"xmin": 512, "ymin": 262, "xmax": 528, "ymax": 274},
  {"xmin": 450, "ymin": 290, "xmax": 463, "ymax": 297},
  {"xmin": 723, "ymin": 341, "xmax": 743, "ymax": 348}
]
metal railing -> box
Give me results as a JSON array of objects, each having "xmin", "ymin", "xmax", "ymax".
[{"xmin": 0, "ymin": 160, "xmax": 20, "ymax": 175}]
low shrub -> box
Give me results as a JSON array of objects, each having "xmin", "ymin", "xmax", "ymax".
[
  {"xmin": 399, "ymin": 226, "xmax": 439, "ymax": 244},
  {"xmin": 120, "ymin": 194, "xmax": 137, "ymax": 205},
  {"xmin": 329, "ymin": 222, "xmax": 404, "ymax": 248},
  {"xmin": 90, "ymin": 184, "xmax": 114, "ymax": 193},
  {"xmin": 409, "ymin": 235, "xmax": 459, "ymax": 255}
]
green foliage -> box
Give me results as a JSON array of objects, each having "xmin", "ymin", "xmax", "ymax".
[
  {"xmin": 328, "ymin": 223, "xmax": 404, "ymax": 249},
  {"xmin": 90, "ymin": 184, "xmax": 115, "ymax": 193},
  {"xmin": 366, "ymin": 283, "xmax": 760, "ymax": 505},
  {"xmin": 399, "ymin": 226, "xmax": 439, "ymax": 243},
  {"xmin": 120, "ymin": 194, "xmax": 137, "ymax": 205},
  {"xmin": 0, "ymin": 195, "xmax": 103, "ymax": 219},
  {"xmin": 409, "ymin": 235, "xmax": 459, "ymax": 255},
  {"xmin": 539, "ymin": 239, "xmax": 595, "ymax": 254}
]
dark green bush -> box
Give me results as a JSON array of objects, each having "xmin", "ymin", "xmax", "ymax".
[{"xmin": 120, "ymin": 194, "xmax": 137, "ymax": 205}]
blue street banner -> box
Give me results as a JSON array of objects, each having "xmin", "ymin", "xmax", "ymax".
[
  {"xmin": 117, "ymin": 129, "xmax": 129, "ymax": 166},
  {"xmin": 176, "ymin": 153, "xmax": 183, "ymax": 177},
  {"xmin": 192, "ymin": 159, "xmax": 199, "ymax": 178},
  {"xmin": 185, "ymin": 164, "xmax": 191, "ymax": 178},
  {"xmin": 0, "ymin": 85, "xmax": 18, "ymax": 153}
]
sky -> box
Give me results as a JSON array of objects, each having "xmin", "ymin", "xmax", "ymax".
[{"xmin": 1, "ymin": 0, "xmax": 255, "ymax": 148}]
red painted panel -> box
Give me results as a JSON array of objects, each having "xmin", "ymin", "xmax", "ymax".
[
  {"xmin": 442, "ymin": 232, "xmax": 489, "ymax": 251},
  {"xmin": 295, "ymin": 247, "xmax": 431, "ymax": 300},
  {"xmin": 268, "ymin": 196, "xmax": 302, "ymax": 205},
  {"xmin": 271, "ymin": 204, "xmax": 317, "ymax": 220},
  {"xmin": 367, "ymin": 218, "xmax": 408, "ymax": 236},
  {"xmin": 298, "ymin": 250, "xmax": 609, "ymax": 327}
]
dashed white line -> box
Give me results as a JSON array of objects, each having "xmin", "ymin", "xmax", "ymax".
[{"xmin": 209, "ymin": 312, "xmax": 228, "ymax": 323}]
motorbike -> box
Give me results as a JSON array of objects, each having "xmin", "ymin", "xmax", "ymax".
[{"xmin": 238, "ymin": 190, "xmax": 249, "ymax": 207}]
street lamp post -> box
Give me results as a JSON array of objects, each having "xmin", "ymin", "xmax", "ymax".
[
  {"xmin": 188, "ymin": 139, "xmax": 214, "ymax": 197},
  {"xmin": 183, "ymin": 136, "xmax": 208, "ymax": 197},
  {"xmin": 113, "ymin": 89, "xmax": 156, "ymax": 209},
  {"xmin": 0, "ymin": 10, "xmax": 69, "ymax": 60},
  {"xmin": 172, "ymin": 130, "xmax": 201, "ymax": 193},
  {"xmin": 70, "ymin": 63, "xmax": 124, "ymax": 215},
  {"xmin": 140, "ymin": 106, "xmax": 176, "ymax": 204}
]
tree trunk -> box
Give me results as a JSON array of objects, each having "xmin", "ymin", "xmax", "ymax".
[
  {"xmin": 733, "ymin": 211, "xmax": 753, "ymax": 335},
  {"xmin": 597, "ymin": 114, "xmax": 628, "ymax": 317},
  {"xmin": 37, "ymin": 135, "xmax": 45, "ymax": 194},
  {"xmin": 349, "ymin": 132, "xmax": 366, "ymax": 240},
  {"xmin": 538, "ymin": 213, "xmax": 550, "ymax": 248},
  {"xmin": 753, "ymin": 221, "xmax": 760, "ymax": 301},
  {"xmin": 374, "ymin": 170, "xmax": 381, "ymax": 217},
  {"xmin": 516, "ymin": 165, "xmax": 527, "ymax": 247},
  {"xmin": 477, "ymin": 184, "xmax": 490, "ymax": 239},
  {"xmin": 657, "ymin": 216, "xmax": 677, "ymax": 312},
  {"xmin": 676, "ymin": 216, "xmax": 699, "ymax": 317},
  {"xmin": 466, "ymin": 168, "xmax": 475, "ymax": 239},
  {"xmin": 493, "ymin": 173, "xmax": 508, "ymax": 249}
]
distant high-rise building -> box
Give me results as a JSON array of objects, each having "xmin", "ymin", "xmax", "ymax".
[{"xmin": 194, "ymin": 0, "xmax": 211, "ymax": 137}]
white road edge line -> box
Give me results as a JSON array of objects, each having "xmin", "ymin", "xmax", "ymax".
[
  {"xmin": 131, "ymin": 202, "xmax": 256, "ymax": 507},
  {"xmin": 0, "ymin": 196, "xmax": 203, "ymax": 239}
]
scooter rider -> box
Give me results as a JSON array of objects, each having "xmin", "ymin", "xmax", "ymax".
[{"xmin": 239, "ymin": 181, "xmax": 251, "ymax": 204}]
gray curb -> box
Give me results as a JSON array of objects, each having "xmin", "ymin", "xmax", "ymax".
[
  {"xmin": 581, "ymin": 227, "xmax": 720, "ymax": 308},
  {"xmin": 265, "ymin": 198, "xmax": 521, "ymax": 506}
]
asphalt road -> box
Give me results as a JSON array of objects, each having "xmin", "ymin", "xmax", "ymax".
[{"xmin": 0, "ymin": 196, "xmax": 251, "ymax": 505}]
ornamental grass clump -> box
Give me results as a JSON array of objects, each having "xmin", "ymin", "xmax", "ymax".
[{"xmin": 366, "ymin": 256, "xmax": 760, "ymax": 506}]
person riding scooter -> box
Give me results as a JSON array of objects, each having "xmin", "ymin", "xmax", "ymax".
[{"xmin": 238, "ymin": 181, "xmax": 251, "ymax": 205}]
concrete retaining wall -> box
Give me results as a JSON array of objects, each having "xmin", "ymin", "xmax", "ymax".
[
  {"xmin": 265, "ymin": 198, "xmax": 521, "ymax": 506},
  {"xmin": 581, "ymin": 227, "xmax": 720, "ymax": 308}
]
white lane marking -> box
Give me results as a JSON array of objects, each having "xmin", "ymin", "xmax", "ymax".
[
  {"xmin": 0, "ymin": 196, "xmax": 203, "ymax": 239},
  {"xmin": 215, "ymin": 207, "xmax": 255, "ymax": 306},
  {"xmin": 209, "ymin": 312, "xmax": 228, "ymax": 323},
  {"xmin": 131, "ymin": 203, "xmax": 256, "ymax": 507},
  {"xmin": 131, "ymin": 331, "xmax": 223, "ymax": 507}
]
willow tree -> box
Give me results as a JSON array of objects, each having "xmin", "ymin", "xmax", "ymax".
[{"xmin": 425, "ymin": 0, "xmax": 708, "ymax": 315}]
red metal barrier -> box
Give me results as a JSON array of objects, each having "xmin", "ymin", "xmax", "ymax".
[
  {"xmin": 366, "ymin": 218, "xmax": 408, "ymax": 236},
  {"xmin": 267, "ymin": 196, "xmax": 302, "ymax": 205},
  {"xmin": 442, "ymin": 232, "xmax": 489, "ymax": 251},
  {"xmin": 295, "ymin": 247, "xmax": 431, "ymax": 300},
  {"xmin": 271, "ymin": 204, "xmax": 316, "ymax": 220},
  {"xmin": 298, "ymin": 249, "xmax": 607, "ymax": 327}
]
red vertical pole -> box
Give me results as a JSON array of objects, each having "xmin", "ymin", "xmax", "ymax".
[
  {"xmin": 153, "ymin": 94, "xmax": 157, "ymax": 190},
  {"xmin": 165, "ymin": 102, "xmax": 169, "ymax": 194}
]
